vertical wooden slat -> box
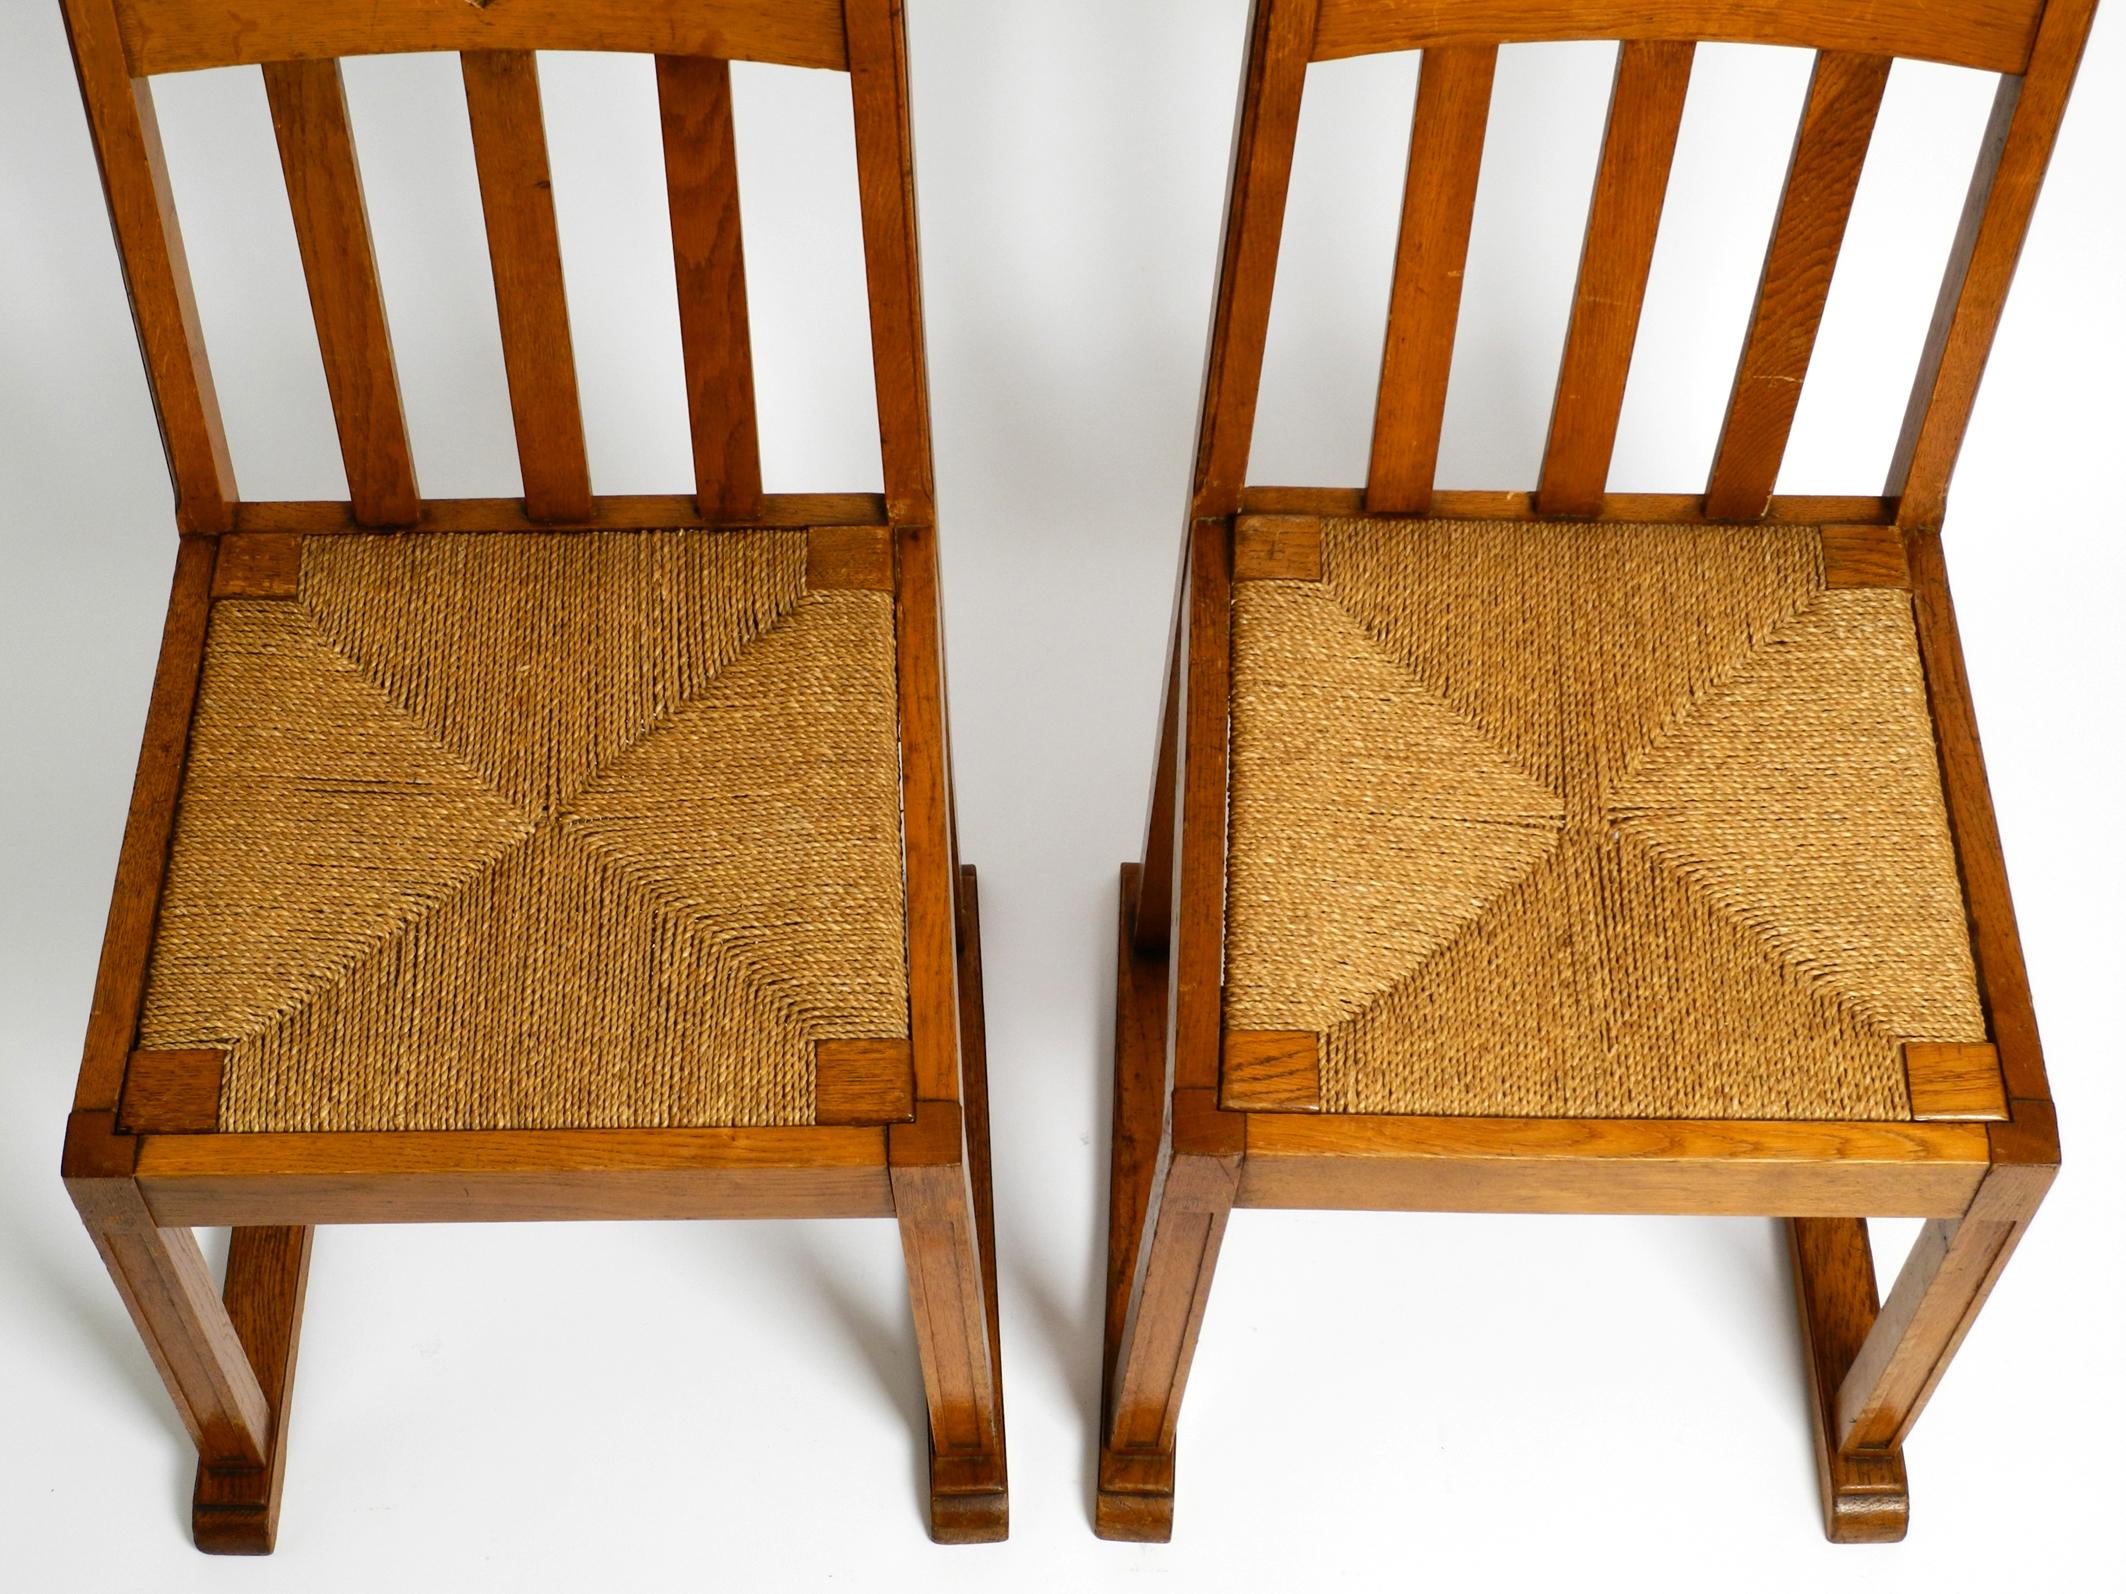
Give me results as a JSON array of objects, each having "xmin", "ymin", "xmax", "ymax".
[
  {"xmin": 60, "ymin": 0, "xmax": 236, "ymax": 533},
  {"xmin": 1888, "ymin": 0, "xmax": 2098, "ymax": 530},
  {"xmin": 845, "ymin": 0, "xmax": 934, "ymax": 526},
  {"xmin": 461, "ymin": 49, "xmax": 593, "ymax": 523},
  {"xmin": 1704, "ymin": 52, "xmax": 1889, "ymax": 522},
  {"xmin": 1536, "ymin": 40, "xmax": 1693, "ymax": 518},
  {"xmin": 1365, "ymin": 44, "xmax": 1496, "ymax": 515},
  {"xmin": 263, "ymin": 58, "xmax": 420, "ymax": 527},
  {"xmin": 1192, "ymin": 0, "xmax": 1321, "ymax": 520},
  {"xmin": 656, "ymin": 54, "xmax": 762, "ymax": 521}
]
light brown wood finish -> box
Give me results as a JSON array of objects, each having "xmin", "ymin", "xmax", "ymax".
[
  {"xmin": 1220, "ymin": 1032, "xmax": 1321, "ymax": 1111},
  {"xmin": 60, "ymin": 0, "xmax": 234, "ymax": 533},
  {"xmin": 210, "ymin": 532, "xmax": 302, "ymax": 596},
  {"xmin": 805, "ymin": 523, "xmax": 896, "ymax": 590},
  {"xmin": 847, "ymin": 0, "xmax": 935, "ymax": 526},
  {"xmin": 1704, "ymin": 51, "xmax": 1889, "ymax": 522},
  {"xmin": 814, "ymin": 1039, "xmax": 917, "ymax": 1126},
  {"xmin": 192, "ymin": 1226, "xmax": 313, "ymax": 1554},
  {"xmin": 461, "ymin": 50, "xmax": 593, "ymax": 523},
  {"xmin": 1243, "ymin": 486, "xmax": 1898, "ymax": 524},
  {"xmin": 656, "ymin": 54, "xmax": 761, "ymax": 521},
  {"xmin": 1789, "ymin": 1218, "xmax": 1909, "ymax": 1542},
  {"xmin": 233, "ymin": 492, "xmax": 886, "ymax": 535},
  {"xmin": 1170, "ymin": 522, "xmax": 1231, "ymax": 1095},
  {"xmin": 895, "ymin": 524, "xmax": 961, "ymax": 1103},
  {"xmin": 1819, "ymin": 522, "xmax": 1909, "ymax": 587},
  {"xmin": 1537, "ymin": 40, "xmax": 1694, "ymax": 517},
  {"xmin": 1308, "ymin": 0, "xmax": 2043, "ymax": 73},
  {"xmin": 1365, "ymin": 45, "xmax": 1495, "ymax": 515},
  {"xmin": 1903, "ymin": 1042, "xmax": 2010, "ymax": 1121},
  {"xmin": 1193, "ymin": 0, "xmax": 1319, "ymax": 519},
  {"xmin": 1889, "ymin": 0, "xmax": 2099, "ymax": 529},
  {"xmin": 263, "ymin": 58, "xmax": 419, "ymax": 527},
  {"xmin": 117, "ymin": 1049, "xmax": 223, "ymax": 1133},
  {"xmin": 114, "ymin": 0, "xmax": 850, "ymax": 76},
  {"xmin": 1231, "ymin": 514, "xmax": 1322, "ymax": 579}
]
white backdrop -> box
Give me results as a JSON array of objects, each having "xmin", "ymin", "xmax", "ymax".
[{"xmin": 2, "ymin": 3, "xmax": 2120, "ymax": 1589}]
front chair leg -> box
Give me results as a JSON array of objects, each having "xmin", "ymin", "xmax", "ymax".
[{"xmin": 63, "ymin": 1112, "xmax": 312, "ymax": 1553}]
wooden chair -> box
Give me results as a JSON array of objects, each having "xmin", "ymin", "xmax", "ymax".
[
  {"xmin": 57, "ymin": 0, "xmax": 1006, "ymax": 1551},
  {"xmin": 1100, "ymin": 0, "xmax": 2095, "ymax": 1544}
]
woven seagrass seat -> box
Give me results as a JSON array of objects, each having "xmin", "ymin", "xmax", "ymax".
[
  {"xmin": 142, "ymin": 529, "xmax": 908, "ymax": 1134},
  {"xmin": 1099, "ymin": 0, "xmax": 2086, "ymax": 1550},
  {"xmin": 1223, "ymin": 518, "xmax": 1982, "ymax": 1122},
  {"xmin": 60, "ymin": 0, "xmax": 1006, "ymax": 1554}
]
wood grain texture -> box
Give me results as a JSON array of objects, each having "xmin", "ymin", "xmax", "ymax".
[
  {"xmin": 1309, "ymin": 0, "xmax": 2042, "ymax": 74},
  {"xmin": 73, "ymin": 540, "xmax": 214, "ymax": 1113},
  {"xmin": 1705, "ymin": 52, "xmax": 1888, "ymax": 522},
  {"xmin": 1903, "ymin": 1042, "xmax": 2009, "ymax": 1121},
  {"xmin": 1242, "ymin": 485, "xmax": 1897, "ymax": 524},
  {"xmin": 234, "ymin": 492, "xmax": 886, "ymax": 535},
  {"xmin": 61, "ymin": 0, "xmax": 235, "ymax": 533},
  {"xmin": 1906, "ymin": 530, "xmax": 2049, "ymax": 1104},
  {"xmin": 1131, "ymin": 598, "xmax": 1185, "ymax": 954},
  {"xmin": 1220, "ymin": 1032, "xmax": 1321, "ymax": 1112},
  {"xmin": 1171, "ymin": 523, "xmax": 1231, "ymax": 1094},
  {"xmin": 115, "ymin": 0, "xmax": 850, "ymax": 76},
  {"xmin": 1789, "ymin": 1218, "xmax": 1909, "ymax": 1542},
  {"xmin": 1537, "ymin": 40, "xmax": 1694, "ymax": 517},
  {"xmin": 462, "ymin": 50, "xmax": 592, "ymax": 523},
  {"xmin": 815, "ymin": 1039, "xmax": 916, "ymax": 1126},
  {"xmin": 132, "ymin": 1127, "xmax": 894, "ymax": 1225},
  {"xmin": 847, "ymin": 0, "xmax": 935, "ymax": 525},
  {"xmin": 117, "ymin": 1049, "xmax": 223, "ymax": 1133},
  {"xmin": 263, "ymin": 58, "xmax": 419, "ymax": 528},
  {"xmin": 895, "ymin": 525, "xmax": 961, "ymax": 1102},
  {"xmin": 1239, "ymin": 1114, "xmax": 1990, "ymax": 1216},
  {"xmin": 806, "ymin": 524, "xmax": 896, "ymax": 590},
  {"xmin": 191, "ymin": 1226, "xmax": 312, "ymax": 1554},
  {"xmin": 210, "ymin": 532, "xmax": 302, "ymax": 597},
  {"xmin": 1819, "ymin": 522, "xmax": 1908, "ymax": 587},
  {"xmin": 1193, "ymin": 0, "xmax": 1320, "ymax": 519},
  {"xmin": 1365, "ymin": 45, "xmax": 1495, "ymax": 515},
  {"xmin": 1231, "ymin": 515, "xmax": 1321, "ymax": 580},
  {"xmin": 657, "ymin": 54, "xmax": 761, "ymax": 521}
]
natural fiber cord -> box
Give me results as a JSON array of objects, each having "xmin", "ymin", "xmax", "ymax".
[
  {"xmin": 138, "ymin": 530, "xmax": 909, "ymax": 1132},
  {"xmin": 1225, "ymin": 519, "xmax": 1985, "ymax": 1120}
]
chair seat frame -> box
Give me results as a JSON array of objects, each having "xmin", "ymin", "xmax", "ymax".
[
  {"xmin": 57, "ymin": 0, "xmax": 1007, "ymax": 1550},
  {"xmin": 1099, "ymin": 0, "xmax": 2094, "ymax": 1544}
]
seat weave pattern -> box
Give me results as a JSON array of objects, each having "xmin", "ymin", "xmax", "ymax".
[
  {"xmin": 138, "ymin": 529, "xmax": 909, "ymax": 1132},
  {"xmin": 1225, "ymin": 519, "xmax": 1985, "ymax": 1120}
]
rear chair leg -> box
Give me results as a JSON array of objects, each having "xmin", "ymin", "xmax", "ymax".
[
  {"xmin": 888, "ymin": 867, "xmax": 1008, "ymax": 1543},
  {"xmin": 1096, "ymin": 864, "xmax": 1242, "ymax": 1542},
  {"xmin": 64, "ymin": 1112, "xmax": 313, "ymax": 1553}
]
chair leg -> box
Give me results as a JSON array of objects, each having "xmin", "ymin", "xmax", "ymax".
[
  {"xmin": 64, "ymin": 1113, "xmax": 311, "ymax": 1553},
  {"xmin": 886, "ymin": 867, "xmax": 1008, "ymax": 1543},
  {"xmin": 1096, "ymin": 864, "xmax": 1243, "ymax": 1542},
  {"xmin": 1789, "ymin": 1218, "xmax": 1910, "ymax": 1542}
]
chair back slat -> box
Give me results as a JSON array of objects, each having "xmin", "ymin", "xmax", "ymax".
[
  {"xmin": 1704, "ymin": 52, "xmax": 1889, "ymax": 523},
  {"xmin": 1192, "ymin": 0, "xmax": 1321, "ymax": 522},
  {"xmin": 656, "ymin": 55, "xmax": 762, "ymax": 521},
  {"xmin": 63, "ymin": 0, "xmax": 235, "ymax": 533},
  {"xmin": 847, "ymin": 0, "xmax": 936, "ymax": 526},
  {"xmin": 1365, "ymin": 44, "xmax": 1496, "ymax": 515},
  {"xmin": 1888, "ymin": 0, "xmax": 2097, "ymax": 529},
  {"xmin": 1536, "ymin": 40, "xmax": 1694, "ymax": 518},
  {"xmin": 264, "ymin": 59, "xmax": 420, "ymax": 527},
  {"xmin": 1310, "ymin": 0, "xmax": 2043, "ymax": 75},
  {"xmin": 114, "ymin": 0, "xmax": 849, "ymax": 77},
  {"xmin": 461, "ymin": 50, "xmax": 593, "ymax": 524}
]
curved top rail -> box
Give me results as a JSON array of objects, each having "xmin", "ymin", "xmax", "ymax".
[
  {"xmin": 1310, "ymin": 0, "xmax": 2045, "ymax": 74},
  {"xmin": 114, "ymin": 0, "xmax": 850, "ymax": 77}
]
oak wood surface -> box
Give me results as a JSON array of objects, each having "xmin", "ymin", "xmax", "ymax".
[
  {"xmin": 1170, "ymin": 523, "xmax": 1231, "ymax": 1095},
  {"xmin": 263, "ymin": 58, "xmax": 419, "ymax": 528},
  {"xmin": 1789, "ymin": 1218, "xmax": 1910, "ymax": 1542},
  {"xmin": 232, "ymin": 492, "xmax": 886, "ymax": 535},
  {"xmin": 1231, "ymin": 514, "xmax": 1322, "ymax": 580},
  {"xmin": 462, "ymin": 50, "xmax": 594, "ymax": 523},
  {"xmin": 191, "ymin": 1226, "xmax": 313, "ymax": 1554},
  {"xmin": 1219, "ymin": 1032, "xmax": 1321, "ymax": 1112},
  {"xmin": 657, "ymin": 54, "xmax": 762, "ymax": 521},
  {"xmin": 1902, "ymin": 1043, "xmax": 2010, "ymax": 1122},
  {"xmin": 210, "ymin": 531, "xmax": 302, "ymax": 596},
  {"xmin": 814, "ymin": 1039, "xmax": 917, "ymax": 1126},
  {"xmin": 62, "ymin": 0, "xmax": 235, "ymax": 533},
  {"xmin": 1889, "ymin": 0, "xmax": 2099, "ymax": 529},
  {"xmin": 116, "ymin": 1049, "xmax": 223, "ymax": 1134},
  {"xmin": 805, "ymin": 523, "xmax": 896, "ymax": 590},
  {"xmin": 114, "ymin": 0, "xmax": 850, "ymax": 77},
  {"xmin": 1536, "ymin": 40, "xmax": 1694, "ymax": 517},
  {"xmin": 1241, "ymin": 486, "xmax": 1898, "ymax": 524},
  {"xmin": 895, "ymin": 524, "xmax": 961, "ymax": 1103},
  {"xmin": 1365, "ymin": 45, "xmax": 1495, "ymax": 515},
  {"xmin": 1309, "ymin": 0, "xmax": 2043, "ymax": 73},
  {"xmin": 1704, "ymin": 52, "xmax": 1889, "ymax": 522},
  {"xmin": 1819, "ymin": 522, "xmax": 1909, "ymax": 587}
]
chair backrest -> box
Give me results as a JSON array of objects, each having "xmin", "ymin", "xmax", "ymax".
[
  {"xmin": 59, "ymin": 0, "xmax": 933, "ymax": 535},
  {"xmin": 1193, "ymin": 0, "xmax": 2099, "ymax": 530}
]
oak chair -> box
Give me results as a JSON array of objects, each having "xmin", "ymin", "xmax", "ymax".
[
  {"xmin": 56, "ymin": 0, "xmax": 1006, "ymax": 1551},
  {"xmin": 1100, "ymin": 0, "xmax": 2095, "ymax": 1544}
]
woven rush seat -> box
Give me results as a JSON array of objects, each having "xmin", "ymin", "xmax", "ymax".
[
  {"xmin": 138, "ymin": 527, "xmax": 909, "ymax": 1134},
  {"xmin": 1224, "ymin": 518, "xmax": 1984, "ymax": 1121}
]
